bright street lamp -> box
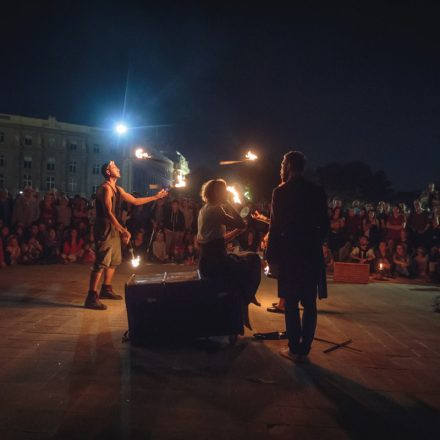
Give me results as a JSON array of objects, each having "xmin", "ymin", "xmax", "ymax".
[{"xmin": 115, "ymin": 122, "xmax": 128, "ymax": 135}]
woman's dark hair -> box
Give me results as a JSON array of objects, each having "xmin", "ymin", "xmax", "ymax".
[{"xmin": 200, "ymin": 179, "xmax": 226, "ymax": 203}]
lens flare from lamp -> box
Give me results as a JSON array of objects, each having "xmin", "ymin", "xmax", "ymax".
[
  {"xmin": 227, "ymin": 186, "xmax": 241, "ymax": 204},
  {"xmin": 245, "ymin": 150, "xmax": 258, "ymax": 161},
  {"xmin": 115, "ymin": 123, "xmax": 128, "ymax": 135}
]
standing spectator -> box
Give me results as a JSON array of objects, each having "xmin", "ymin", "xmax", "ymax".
[
  {"xmin": 408, "ymin": 200, "xmax": 430, "ymax": 248},
  {"xmin": 344, "ymin": 208, "xmax": 361, "ymax": 242},
  {"xmin": 180, "ymin": 199, "xmax": 194, "ymax": 233},
  {"xmin": 362, "ymin": 210, "xmax": 381, "ymax": 246},
  {"xmin": 39, "ymin": 193, "xmax": 56, "ymax": 225},
  {"xmin": 328, "ymin": 207, "xmax": 345, "ymax": 257},
  {"xmin": 12, "ymin": 187, "xmax": 40, "ymax": 227},
  {"xmin": 61, "ymin": 228, "xmax": 84, "ymax": 263},
  {"xmin": 71, "ymin": 198, "xmax": 88, "ymax": 227},
  {"xmin": 56, "ymin": 196, "xmax": 72, "ymax": 228},
  {"xmin": 164, "ymin": 199, "xmax": 185, "ymax": 259},
  {"xmin": 386, "ymin": 206, "xmax": 405, "ymax": 250},
  {"xmin": 151, "ymin": 197, "xmax": 166, "ymax": 231},
  {"xmin": 393, "ymin": 244, "xmax": 411, "ymax": 277}
]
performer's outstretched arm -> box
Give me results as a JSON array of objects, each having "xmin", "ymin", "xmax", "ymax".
[{"xmin": 119, "ymin": 187, "xmax": 168, "ymax": 206}]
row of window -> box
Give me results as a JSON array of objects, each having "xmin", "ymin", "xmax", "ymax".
[
  {"xmin": 0, "ymin": 132, "xmax": 101, "ymax": 152},
  {"xmin": 0, "ymin": 155, "xmax": 101, "ymax": 175}
]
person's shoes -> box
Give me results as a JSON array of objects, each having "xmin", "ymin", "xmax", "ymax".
[
  {"xmin": 293, "ymin": 354, "xmax": 310, "ymax": 364},
  {"xmin": 267, "ymin": 306, "xmax": 285, "ymax": 314},
  {"xmin": 84, "ymin": 291, "xmax": 107, "ymax": 310},
  {"xmin": 99, "ymin": 285, "xmax": 123, "ymax": 300},
  {"xmin": 279, "ymin": 347, "xmax": 296, "ymax": 361},
  {"xmin": 253, "ymin": 331, "xmax": 287, "ymax": 340}
]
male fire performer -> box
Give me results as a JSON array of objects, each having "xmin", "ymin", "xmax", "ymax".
[
  {"xmin": 266, "ymin": 151, "xmax": 329, "ymax": 361},
  {"xmin": 84, "ymin": 161, "xmax": 168, "ymax": 310}
]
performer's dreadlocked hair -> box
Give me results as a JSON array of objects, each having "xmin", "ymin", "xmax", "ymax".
[{"xmin": 284, "ymin": 150, "xmax": 306, "ymax": 173}]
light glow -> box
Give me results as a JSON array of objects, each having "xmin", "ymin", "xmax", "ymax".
[
  {"xmin": 115, "ymin": 123, "xmax": 128, "ymax": 135},
  {"xmin": 245, "ymin": 150, "xmax": 258, "ymax": 161},
  {"xmin": 227, "ymin": 186, "xmax": 241, "ymax": 204},
  {"xmin": 175, "ymin": 172, "xmax": 187, "ymax": 188},
  {"xmin": 135, "ymin": 148, "xmax": 151, "ymax": 159},
  {"xmin": 131, "ymin": 256, "xmax": 140, "ymax": 268}
]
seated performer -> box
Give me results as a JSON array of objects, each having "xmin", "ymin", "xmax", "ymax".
[{"xmin": 197, "ymin": 179, "xmax": 261, "ymax": 328}]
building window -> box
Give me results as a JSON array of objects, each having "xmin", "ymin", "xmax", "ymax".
[
  {"xmin": 0, "ymin": 155, "xmax": 4, "ymax": 167},
  {"xmin": 47, "ymin": 158, "xmax": 55, "ymax": 171},
  {"xmin": 69, "ymin": 142, "xmax": 77, "ymax": 151},
  {"xmin": 92, "ymin": 184, "xmax": 99, "ymax": 194},
  {"xmin": 92, "ymin": 164, "xmax": 100, "ymax": 175},
  {"xmin": 24, "ymin": 135, "xmax": 32, "ymax": 146},
  {"xmin": 23, "ymin": 156, "xmax": 32, "ymax": 169},
  {"xmin": 68, "ymin": 177, "xmax": 77, "ymax": 193},
  {"xmin": 46, "ymin": 176, "xmax": 55, "ymax": 190},
  {"xmin": 48, "ymin": 137, "xmax": 55, "ymax": 146},
  {"xmin": 68, "ymin": 161, "xmax": 76, "ymax": 173},
  {"xmin": 0, "ymin": 132, "xmax": 4, "ymax": 143},
  {"xmin": 23, "ymin": 174, "xmax": 32, "ymax": 187},
  {"xmin": 93, "ymin": 144, "xmax": 100, "ymax": 153}
]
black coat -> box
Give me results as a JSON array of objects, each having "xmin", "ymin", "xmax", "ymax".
[{"xmin": 267, "ymin": 175, "xmax": 329, "ymax": 299}]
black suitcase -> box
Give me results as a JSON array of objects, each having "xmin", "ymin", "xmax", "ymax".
[{"xmin": 124, "ymin": 270, "xmax": 243, "ymax": 345}]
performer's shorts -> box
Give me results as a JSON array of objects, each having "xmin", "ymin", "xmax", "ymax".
[{"xmin": 93, "ymin": 227, "xmax": 122, "ymax": 271}]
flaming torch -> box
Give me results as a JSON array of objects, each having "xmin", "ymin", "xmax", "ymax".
[
  {"xmin": 128, "ymin": 243, "xmax": 141, "ymax": 268},
  {"xmin": 220, "ymin": 150, "xmax": 259, "ymax": 166},
  {"xmin": 174, "ymin": 171, "xmax": 187, "ymax": 188},
  {"xmin": 227, "ymin": 186, "xmax": 242, "ymax": 204},
  {"xmin": 135, "ymin": 148, "xmax": 151, "ymax": 160}
]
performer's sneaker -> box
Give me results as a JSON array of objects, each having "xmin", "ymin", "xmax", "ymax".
[
  {"xmin": 84, "ymin": 291, "xmax": 107, "ymax": 310},
  {"xmin": 267, "ymin": 306, "xmax": 285, "ymax": 314},
  {"xmin": 99, "ymin": 285, "xmax": 123, "ymax": 300},
  {"xmin": 279, "ymin": 347, "xmax": 296, "ymax": 361}
]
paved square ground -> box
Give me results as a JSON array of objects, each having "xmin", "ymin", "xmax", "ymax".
[{"xmin": 0, "ymin": 263, "xmax": 439, "ymax": 439}]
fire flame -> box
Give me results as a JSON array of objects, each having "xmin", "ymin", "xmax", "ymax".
[
  {"xmin": 175, "ymin": 173, "xmax": 186, "ymax": 188},
  {"xmin": 379, "ymin": 263, "xmax": 383, "ymax": 271},
  {"xmin": 227, "ymin": 186, "xmax": 241, "ymax": 204},
  {"xmin": 264, "ymin": 264, "xmax": 270, "ymax": 276},
  {"xmin": 131, "ymin": 256, "xmax": 140, "ymax": 268},
  {"xmin": 245, "ymin": 150, "xmax": 258, "ymax": 161},
  {"xmin": 135, "ymin": 148, "xmax": 151, "ymax": 159}
]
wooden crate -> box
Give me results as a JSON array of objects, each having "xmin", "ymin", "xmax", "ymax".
[{"xmin": 333, "ymin": 262, "xmax": 370, "ymax": 284}]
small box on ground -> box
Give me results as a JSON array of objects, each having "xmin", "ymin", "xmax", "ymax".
[{"xmin": 333, "ymin": 262, "xmax": 370, "ymax": 284}]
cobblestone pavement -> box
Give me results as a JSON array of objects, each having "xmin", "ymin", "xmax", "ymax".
[{"xmin": 0, "ymin": 263, "xmax": 439, "ymax": 439}]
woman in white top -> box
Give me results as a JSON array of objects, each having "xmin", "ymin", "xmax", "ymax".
[{"xmin": 197, "ymin": 179, "xmax": 261, "ymax": 329}]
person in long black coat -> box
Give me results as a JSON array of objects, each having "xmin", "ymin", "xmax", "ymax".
[{"xmin": 267, "ymin": 151, "xmax": 329, "ymax": 361}]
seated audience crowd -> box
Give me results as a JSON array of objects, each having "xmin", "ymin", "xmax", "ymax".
[{"xmin": 1, "ymin": 183, "xmax": 440, "ymax": 283}]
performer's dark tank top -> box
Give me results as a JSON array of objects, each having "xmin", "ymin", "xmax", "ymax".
[{"xmin": 94, "ymin": 182, "xmax": 122, "ymax": 236}]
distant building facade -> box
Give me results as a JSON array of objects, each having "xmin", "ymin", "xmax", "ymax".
[{"xmin": 0, "ymin": 113, "xmax": 185, "ymax": 197}]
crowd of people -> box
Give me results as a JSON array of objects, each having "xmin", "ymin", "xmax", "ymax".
[{"xmin": 1, "ymin": 183, "xmax": 440, "ymax": 282}]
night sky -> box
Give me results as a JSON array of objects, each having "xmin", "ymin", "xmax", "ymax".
[{"xmin": 2, "ymin": 1, "xmax": 439, "ymax": 190}]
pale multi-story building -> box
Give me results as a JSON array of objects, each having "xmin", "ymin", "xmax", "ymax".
[{"xmin": 0, "ymin": 113, "xmax": 180, "ymax": 197}]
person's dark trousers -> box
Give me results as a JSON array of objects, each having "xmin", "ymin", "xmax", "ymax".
[{"xmin": 284, "ymin": 293, "xmax": 317, "ymax": 355}]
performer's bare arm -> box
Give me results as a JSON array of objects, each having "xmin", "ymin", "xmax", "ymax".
[{"xmin": 118, "ymin": 187, "xmax": 168, "ymax": 206}]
